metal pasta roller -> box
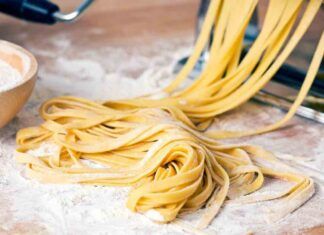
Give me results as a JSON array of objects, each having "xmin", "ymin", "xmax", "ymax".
[
  {"xmin": 175, "ymin": 0, "xmax": 324, "ymax": 124},
  {"xmin": 0, "ymin": 0, "xmax": 94, "ymax": 24}
]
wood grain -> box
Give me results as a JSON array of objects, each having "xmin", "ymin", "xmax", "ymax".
[{"xmin": 0, "ymin": 0, "xmax": 322, "ymax": 234}]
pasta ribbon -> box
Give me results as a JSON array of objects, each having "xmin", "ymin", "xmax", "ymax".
[{"xmin": 16, "ymin": 0, "xmax": 323, "ymax": 229}]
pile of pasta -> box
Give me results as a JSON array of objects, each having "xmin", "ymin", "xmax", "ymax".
[{"xmin": 16, "ymin": 0, "xmax": 323, "ymax": 229}]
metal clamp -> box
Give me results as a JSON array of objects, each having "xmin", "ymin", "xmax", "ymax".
[{"xmin": 53, "ymin": 0, "xmax": 95, "ymax": 22}]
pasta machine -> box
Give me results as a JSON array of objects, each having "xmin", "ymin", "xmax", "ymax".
[{"xmin": 175, "ymin": 0, "xmax": 324, "ymax": 123}]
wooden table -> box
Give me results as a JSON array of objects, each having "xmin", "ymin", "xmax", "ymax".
[{"xmin": 0, "ymin": 1, "xmax": 323, "ymax": 234}]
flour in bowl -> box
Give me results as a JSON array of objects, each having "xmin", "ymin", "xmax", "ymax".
[{"xmin": 0, "ymin": 59, "xmax": 23, "ymax": 92}]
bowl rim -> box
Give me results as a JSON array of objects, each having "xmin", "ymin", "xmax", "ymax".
[{"xmin": 0, "ymin": 40, "xmax": 38, "ymax": 94}]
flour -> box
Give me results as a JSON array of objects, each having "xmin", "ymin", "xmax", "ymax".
[
  {"xmin": 27, "ymin": 142, "xmax": 60, "ymax": 158},
  {"xmin": 1, "ymin": 36, "xmax": 324, "ymax": 234},
  {"xmin": 0, "ymin": 59, "xmax": 23, "ymax": 92},
  {"xmin": 144, "ymin": 210, "xmax": 165, "ymax": 222}
]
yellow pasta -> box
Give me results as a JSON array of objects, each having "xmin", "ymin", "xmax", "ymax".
[{"xmin": 16, "ymin": 0, "xmax": 323, "ymax": 229}]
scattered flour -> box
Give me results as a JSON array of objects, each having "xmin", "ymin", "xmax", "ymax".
[
  {"xmin": 144, "ymin": 210, "xmax": 165, "ymax": 222},
  {"xmin": 27, "ymin": 142, "xmax": 60, "ymax": 158},
  {"xmin": 0, "ymin": 35, "xmax": 323, "ymax": 234},
  {"xmin": 0, "ymin": 59, "xmax": 23, "ymax": 92}
]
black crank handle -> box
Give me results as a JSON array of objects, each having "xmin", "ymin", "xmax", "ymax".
[{"xmin": 0, "ymin": 0, "xmax": 94, "ymax": 24}]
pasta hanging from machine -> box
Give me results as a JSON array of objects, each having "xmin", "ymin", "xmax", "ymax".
[{"xmin": 16, "ymin": 0, "xmax": 324, "ymax": 229}]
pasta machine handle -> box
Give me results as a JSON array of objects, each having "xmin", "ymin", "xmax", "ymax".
[{"xmin": 0, "ymin": 0, "xmax": 94, "ymax": 24}]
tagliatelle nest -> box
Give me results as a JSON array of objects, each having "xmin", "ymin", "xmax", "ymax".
[
  {"xmin": 16, "ymin": 97, "xmax": 314, "ymax": 228},
  {"xmin": 16, "ymin": 0, "xmax": 323, "ymax": 229}
]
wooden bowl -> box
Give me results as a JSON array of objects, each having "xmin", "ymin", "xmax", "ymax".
[{"xmin": 0, "ymin": 40, "xmax": 38, "ymax": 128}]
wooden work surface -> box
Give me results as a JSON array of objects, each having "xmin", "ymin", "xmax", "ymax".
[{"xmin": 0, "ymin": 1, "xmax": 323, "ymax": 234}]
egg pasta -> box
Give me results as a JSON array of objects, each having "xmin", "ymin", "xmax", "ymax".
[{"xmin": 16, "ymin": 0, "xmax": 324, "ymax": 229}]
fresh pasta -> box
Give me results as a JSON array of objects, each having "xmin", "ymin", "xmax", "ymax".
[{"xmin": 16, "ymin": 0, "xmax": 324, "ymax": 229}]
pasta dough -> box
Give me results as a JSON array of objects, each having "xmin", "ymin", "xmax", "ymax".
[{"xmin": 16, "ymin": 0, "xmax": 323, "ymax": 229}]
